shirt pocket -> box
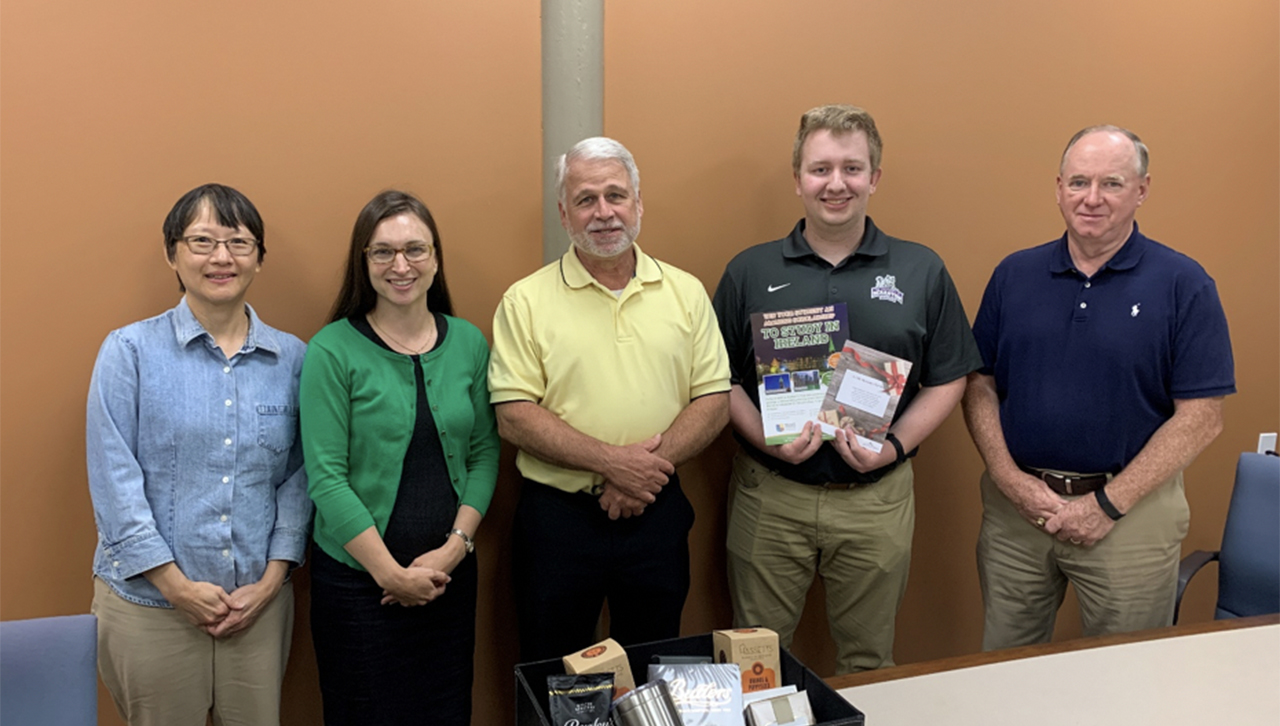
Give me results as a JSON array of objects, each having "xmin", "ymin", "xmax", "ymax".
[{"xmin": 256, "ymin": 403, "xmax": 298, "ymax": 454}]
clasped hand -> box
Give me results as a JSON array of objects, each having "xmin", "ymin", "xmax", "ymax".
[
  {"xmin": 380, "ymin": 563, "xmax": 451, "ymax": 607},
  {"xmin": 170, "ymin": 579, "xmax": 280, "ymax": 639},
  {"xmin": 598, "ymin": 434, "xmax": 674, "ymax": 520},
  {"xmin": 1001, "ymin": 472, "xmax": 1114, "ymax": 546}
]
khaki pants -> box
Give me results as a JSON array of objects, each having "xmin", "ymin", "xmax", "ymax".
[
  {"xmin": 976, "ymin": 469, "xmax": 1189, "ymax": 651},
  {"xmin": 92, "ymin": 577, "xmax": 294, "ymax": 726},
  {"xmin": 726, "ymin": 450, "xmax": 914, "ymax": 674}
]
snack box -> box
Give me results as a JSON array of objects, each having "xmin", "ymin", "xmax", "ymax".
[
  {"xmin": 562, "ymin": 637, "xmax": 636, "ymax": 698},
  {"xmin": 714, "ymin": 628, "xmax": 782, "ymax": 693},
  {"xmin": 515, "ymin": 632, "xmax": 865, "ymax": 726}
]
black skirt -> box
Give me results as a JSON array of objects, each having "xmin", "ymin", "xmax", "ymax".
[{"xmin": 310, "ymin": 545, "xmax": 476, "ymax": 726}]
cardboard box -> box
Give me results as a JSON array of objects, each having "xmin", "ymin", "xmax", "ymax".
[
  {"xmin": 561, "ymin": 638, "xmax": 636, "ymax": 698},
  {"xmin": 714, "ymin": 628, "xmax": 781, "ymax": 693},
  {"xmin": 746, "ymin": 691, "xmax": 816, "ymax": 726},
  {"xmin": 515, "ymin": 633, "xmax": 864, "ymax": 726}
]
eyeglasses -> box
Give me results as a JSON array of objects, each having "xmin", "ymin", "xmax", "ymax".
[
  {"xmin": 365, "ymin": 244, "xmax": 433, "ymax": 265},
  {"xmin": 181, "ymin": 235, "xmax": 259, "ymax": 257}
]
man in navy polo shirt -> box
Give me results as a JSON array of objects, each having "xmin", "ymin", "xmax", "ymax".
[
  {"xmin": 963, "ymin": 125, "xmax": 1235, "ymax": 649},
  {"xmin": 713, "ymin": 105, "xmax": 981, "ymax": 673}
]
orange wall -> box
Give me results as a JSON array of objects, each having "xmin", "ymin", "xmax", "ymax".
[
  {"xmin": 0, "ymin": 2, "xmax": 540, "ymax": 724},
  {"xmin": 2, "ymin": 1, "xmax": 1277, "ymax": 725},
  {"xmin": 605, "ymin": 0, "xmax": 1279, "ymax": 673}
]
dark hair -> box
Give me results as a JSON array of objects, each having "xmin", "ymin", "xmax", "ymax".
[
  {"xmin": 327, "ymin": 190, "xmax": 454, "ymax": 323},
  {"xmin": 162, "ymin": 183, "xmax": 266, "ymax": 292}
]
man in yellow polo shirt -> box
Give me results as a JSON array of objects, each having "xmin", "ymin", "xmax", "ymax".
[{"xmin": 490, "ymin": 137, "xmax": 730, "ymax": 661}]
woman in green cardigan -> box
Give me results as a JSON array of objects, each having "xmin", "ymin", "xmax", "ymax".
[{"xmin": 300, "ymin": 190, "xmax": 498, "ymax": 725}]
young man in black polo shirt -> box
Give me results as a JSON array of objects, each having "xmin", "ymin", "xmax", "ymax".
[{"xmin": 711, "ymin": 105, "xmax": 981, "ymax": 673}]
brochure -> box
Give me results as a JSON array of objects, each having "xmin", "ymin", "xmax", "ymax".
[
  {"xmin": 815, "ymin": 340, "xmax": 912, "ymax": 453},
  {"xmin": 750, "ymin": 304, "xmax": 848, "ymax": 445}
]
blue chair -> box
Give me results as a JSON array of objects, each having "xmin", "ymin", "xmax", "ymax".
[
  {"xmin": 0, "ymin": 614, "xmax": 98, "ymax": 726},
  {"xmin": 1175, "ymin": 452, "xmax": 1280, "ymax": 622}
]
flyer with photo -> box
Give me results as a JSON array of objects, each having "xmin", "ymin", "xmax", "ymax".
[
  {"xmin": 750, "ymin": 304, "xmax": 848, "ymax": 445},
  {"xmin": 815, "ymin": 340, "xmax": 912, "ymax": 453}
]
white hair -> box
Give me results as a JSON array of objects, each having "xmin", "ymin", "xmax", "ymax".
[
  {"xmin": 1061, "ymin": 125, "xmax": 1150, "ymax": 177},
  {"xmin": 555, "ymin": 137, "xmax": 641, "ymax": 203}
]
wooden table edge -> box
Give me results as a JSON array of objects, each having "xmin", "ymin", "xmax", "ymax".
[{"xmin": 826, "ymin": 612, "xmax": 1280, "ymax": 690}]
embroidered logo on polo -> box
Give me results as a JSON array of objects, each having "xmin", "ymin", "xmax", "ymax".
[
  {"xmin": 870, "ymin": 275, "xmax": 904, "ymax": 304},
  {"xmin": 767, "ymin": 283, "xmax": 791, "ymax": 293},
  {"xmin": 1131, "ymin": 303, "xmax": 1141, "ymax": 317}
]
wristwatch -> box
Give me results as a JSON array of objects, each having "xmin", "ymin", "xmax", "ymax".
[
  {"xmin": 447, "ymin": 528, "xmax": 475, "ymax": 554},
  {"xmin": 885, "ymin": 433, "xmax": 907, "ymax": 465}
]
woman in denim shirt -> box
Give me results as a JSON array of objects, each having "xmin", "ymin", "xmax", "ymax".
[
  {"xmin": 300, "ymin": 190, "xmax": 498, "ymax": 725},
  {"xmin": 86, "ymin": 184, "xmax": 310, "ymax": 726}
]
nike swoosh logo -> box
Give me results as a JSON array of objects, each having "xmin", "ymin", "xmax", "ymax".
[{"xmin": 767, "ymin": 283, "xmax": 791, "ymax": 292}]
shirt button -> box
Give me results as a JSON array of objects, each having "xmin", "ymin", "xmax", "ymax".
[
  {"xmin": 224, "ymin": 438, "xmax": 232, "ymax": 446},
  {"xmin": 225, "ymin": 399, "xmax": 233, "ymax": 407},
  {"xmin": 223, "ymin": 366, "xmax": 231, "ymax": 373},
  {"xmin": 1079, "ymin": 302, "xmax": 1088, "ymax": 309},
  {"xmin": 112, "ymin": 560, "xmax": 120, "ymax": 567},
  {"xmin": 222, "ymin": 549, "xmax": 230, "ymax": 557},
  {"xmin": 220, "ymin": 514, "xmax": 228, "ymax": 522},
  {"xmin": 1084, "ymin": 282, "xmax": 1091, "ymax": 288},
  {"xmin": 222, "ymin": 476, "xmax": 230, "ymax": 483}
]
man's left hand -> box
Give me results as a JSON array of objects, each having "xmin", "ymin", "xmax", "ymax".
[
  {"xmin": 832, "ymin": 428, "xmax": 896, "ymax": 473},
  {"xmin": 599, "ymin": 482, "xmax": 649, "ymax": 520},
  {"xmin": 1042, "ymin": 495, "xmax": 1116, "ymax": 546}
]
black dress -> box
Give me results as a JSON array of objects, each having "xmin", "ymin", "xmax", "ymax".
[{"xmin": 310, "ymin": 314, "xmax": 476, "ymax": 726}]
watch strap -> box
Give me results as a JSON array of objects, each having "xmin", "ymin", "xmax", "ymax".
[
  {"xmin": 1094, "ymin": 487, "xmax": 1124, "ymax": 521},
  {"xmin": 885, "ymin": 433, "xmax": 907, "ymax": 465},
  {"xmin": 447, "ymin": 528, "xmax": 475, "ymax": 553}
]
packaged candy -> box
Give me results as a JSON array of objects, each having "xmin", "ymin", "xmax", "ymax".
[
  {"xmin": 546, "ymin": 673, "xmax": 614, "ymax": 726},
  {"xmin": 647, "ymin": 663, "xmax": 743, "ymax": 726}
]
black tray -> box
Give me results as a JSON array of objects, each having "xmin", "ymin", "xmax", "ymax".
[{"xmin": 515, "ymin": 632, "xmax": 865, "ymax": 725}]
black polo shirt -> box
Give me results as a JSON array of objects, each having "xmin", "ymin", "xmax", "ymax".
[{"xmin": 712, "ymin": 217, "xmax": 982, "ymax": 485}]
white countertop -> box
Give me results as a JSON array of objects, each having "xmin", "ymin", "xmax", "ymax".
[{"xmin": 839, "ymin": 624, "xmax": 1280, "ymax": 725}]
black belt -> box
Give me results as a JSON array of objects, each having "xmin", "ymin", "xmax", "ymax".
[{"xmin": 1019, "ymin": 465, "xmax": 1109, "ymax": 496}]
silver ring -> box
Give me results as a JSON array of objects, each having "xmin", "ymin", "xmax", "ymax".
[{"xmin": 1035, "ymin": 517, "xmax": 1046, "ymax": 528}]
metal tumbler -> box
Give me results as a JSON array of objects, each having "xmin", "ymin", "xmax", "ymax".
[{"xmin": 611, "ymin": 679, "xmax": 683, "ymax": 726}]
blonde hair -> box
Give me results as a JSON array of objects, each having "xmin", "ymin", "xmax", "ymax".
[{"xmin": 793, "ymin": 105, "xmax": 883, "ymax": 173}]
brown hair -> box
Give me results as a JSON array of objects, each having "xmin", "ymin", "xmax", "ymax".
[
  {"xmin": 327, "ymin": 190, "xmax": 453, "ymax": 323},
  {"xmin": 792, "ymin": 105, "xmax": 884, "ymax": 174}
]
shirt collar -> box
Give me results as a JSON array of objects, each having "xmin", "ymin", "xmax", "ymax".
[
  {"xmin": 1049, "ymin": 222, "xmax": 1149, "ymax": 274},
  {"xmin": 172, "ymin": 296, "xmax": 281, "ymax": 355},
  {"xmin": 559, "ymin": 243, "xmax": 663, "ymax": 290},
  {"xmin": 782, "ymin": 216, "xmax": 889, "ymax": 263}
]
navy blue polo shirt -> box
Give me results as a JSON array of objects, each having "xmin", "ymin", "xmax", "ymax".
[
  {"xmin": 713, "ymin": 217, "xmax": 982, "ymax": 485},
  {"xmin": 972, "ymin": 225, "xmax": 1235, "ymax": 474}
]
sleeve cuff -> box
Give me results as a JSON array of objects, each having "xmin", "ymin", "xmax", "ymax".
[
  {"xmin": 107, "ymin": 532, "xmax": 175, "ymax": 581},
  {"xmin": 267, "ymin": 526, "xmax": 310, "ymax": 565}
]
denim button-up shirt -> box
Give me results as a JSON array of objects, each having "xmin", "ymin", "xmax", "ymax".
[{"xmin": 86, "ymin": 297, "xmax": 311, "ymax": 607}]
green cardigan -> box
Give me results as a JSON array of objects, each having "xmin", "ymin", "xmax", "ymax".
[{"xmin": 300, "ymin": 316, "xmax": 499, "ymax": 570}]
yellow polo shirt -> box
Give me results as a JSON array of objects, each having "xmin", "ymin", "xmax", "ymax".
[{"xmin": 489, "ymin": 244, "xmax": 730, "ymax": 493}]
